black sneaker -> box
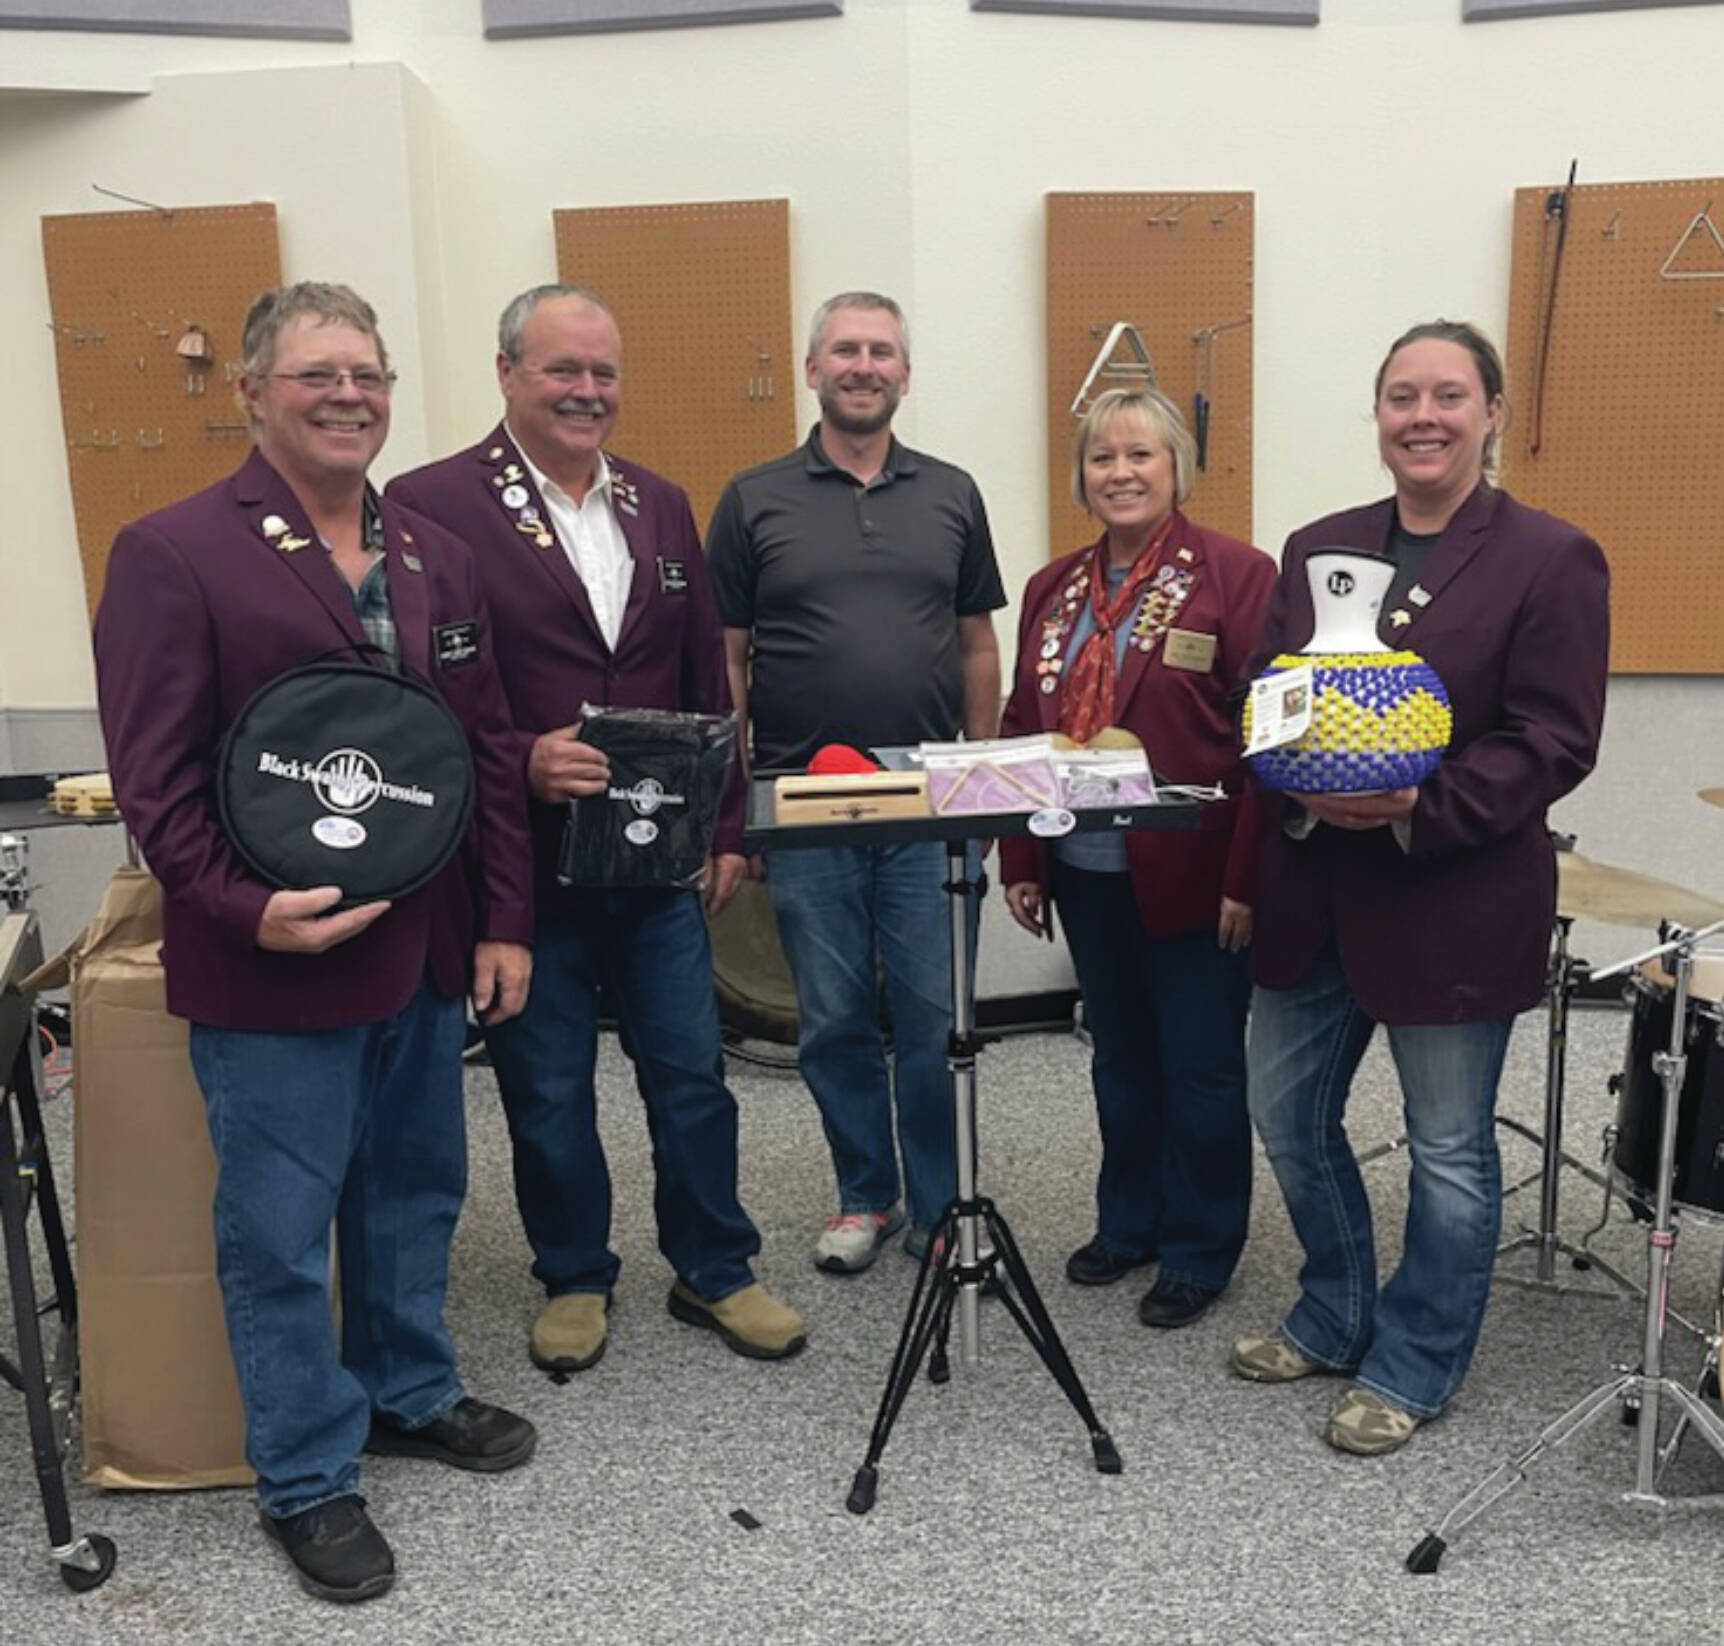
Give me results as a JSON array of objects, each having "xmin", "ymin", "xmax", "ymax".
[
  {"xmin": 1137, "ymin": 1277, "xmax": 1222, "ymax": 1329},
  {"xmin": 261, "ymin": 1494, "xmax": 394, "ymax": 1604},
  {"xmin": 366, "ymin": 1397, "xmax": 537, "ymax": 1473},
  {"xmin": 1065, "ymin": 1237, "xmax": 1155, "ymax": 1287}
]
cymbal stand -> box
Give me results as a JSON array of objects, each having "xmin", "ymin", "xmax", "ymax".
[
  {"xmin": 1496, "ymin": 915, "xmax": 1635, "ymax": 1297},
  {"xmin": 846, "ymin": 840, "xmax": 1122, "ymax": 1514},
  {"xmin": 1407, "ymin": 919, "xmax": 1724, "ymax": 1573}
]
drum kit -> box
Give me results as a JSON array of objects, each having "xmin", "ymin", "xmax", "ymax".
[{"xmin": 1409, "ymin": 794, "xmax": 1724, "ymax": 1571}]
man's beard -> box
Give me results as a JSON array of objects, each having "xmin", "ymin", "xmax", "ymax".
[{"xmin": 818, "ymin": 379, "xmax": 901, "ymax": 437}]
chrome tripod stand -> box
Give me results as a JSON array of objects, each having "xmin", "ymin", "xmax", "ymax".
[
  {"xmin": 845, "ymin": 838, "xmax": 1121, "ymax": 1514},
  {"xmin": 1494, "ymin": 914, "xmax": 1635, "ymax": 1297},
  {"xmin": 1407, "ymin": 918, "xmax": 1724, "ymax": 1573}
]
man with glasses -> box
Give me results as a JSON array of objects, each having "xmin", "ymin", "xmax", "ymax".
[
  {"xmin": 95, "ymin": 282, "xmax": 536, "ymax": 1605},
  {"xmin": 389, "ymin": 285, "xmax": 805, "ymax": 1376}
]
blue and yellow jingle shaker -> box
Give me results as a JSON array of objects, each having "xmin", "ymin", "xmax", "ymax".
[{"xmin": 1244, "ymin": 548, "xmax": 1452, "ymax": 794}]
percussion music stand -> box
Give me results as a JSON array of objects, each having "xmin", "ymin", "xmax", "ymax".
[
  {"xmin": 0, "ymin": 819, "xmax": 117, "ymax": 1591},
  {"xmin": 745, "ymin": 778, "xmax": 1200, "ymax": 1513},
  {"xmin": 1406, "ymin": 916, "xmax": 1724, "ymax": 1573}
]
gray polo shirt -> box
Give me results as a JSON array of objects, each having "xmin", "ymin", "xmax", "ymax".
[{"xmin": 708, "ymin": 428, "xmax": 1006, "ymax": 770}]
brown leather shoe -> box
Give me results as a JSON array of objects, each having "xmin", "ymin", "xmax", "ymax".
[
  {"xmin": 667, "ymin": 1281, "xmax": 807, "ymax": 1360},
  {"xmin": 530, "ymin": 1293, "xmax": 609, "ymax": 1372}
]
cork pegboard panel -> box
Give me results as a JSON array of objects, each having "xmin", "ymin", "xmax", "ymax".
[
  {"xmin": 1045, "ymin": 192, "xmax": 1254, "ymax": 558},
  {"xmin": 42, "ymin": 202, "xmax": 282, "ymax": 616},
  {"xmin": 1502, "ymin": 177, "xmax": 1724, "ymax": 674},
  {"xmin": 554, "ymin": 199, "xmax": 795, "ymax": 533}
]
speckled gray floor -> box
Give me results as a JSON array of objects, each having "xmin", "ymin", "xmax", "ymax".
[{"xmin": 6, "ymin": 998, "xmax": 1724, "ymax": 1645}]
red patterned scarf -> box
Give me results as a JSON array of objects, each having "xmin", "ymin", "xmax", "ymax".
[{"xmin": 1058, "ymin": 518, "xmax": 1175, "ymax": 744}]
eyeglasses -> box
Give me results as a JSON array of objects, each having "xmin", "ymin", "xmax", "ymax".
[{"xmin": 270, "ymin": 367, "xmax": 398, "ymax": 394}]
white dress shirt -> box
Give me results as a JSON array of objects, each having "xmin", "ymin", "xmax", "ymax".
[{"xmin": 509, "ymin": 433, "xmax": 634, "ymax": 651}]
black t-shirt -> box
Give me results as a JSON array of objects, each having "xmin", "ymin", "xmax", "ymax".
[
  {"xmin": 1384, "ymin": 516, "xmax": 1443, "ymax": 629},
  {"xmin": 707, "ymin": 429, "xmax": 1006, "ymax": 770}
]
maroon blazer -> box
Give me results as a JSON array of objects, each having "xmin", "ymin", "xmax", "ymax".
[
  {"xmin": 1249, "ymin": 485, "xmax": 1609, "ymax": 1024},
  {"xmin": 1000, "ymin": 513, "xmax": 1276, "ymax": 938},
  {"xmin": 94, "ymin": 449, "xmax": 534, "ymax": 1032},
  {"xmin": 387, "ymin": 426, "xmax": 743, "ymax": 901}
]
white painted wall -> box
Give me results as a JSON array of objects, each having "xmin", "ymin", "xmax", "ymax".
[{"xmin": 3, "ymin": 0, "xmax": 1721, "ymax": 974}]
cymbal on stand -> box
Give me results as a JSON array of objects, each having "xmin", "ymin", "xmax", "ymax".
[{"xmin": 1555, "ymin": 849, "xmax": 1724, "ymax": 930}]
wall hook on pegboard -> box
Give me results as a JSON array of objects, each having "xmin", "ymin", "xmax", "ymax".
[
  {"xmin": 92, "ymin": 184, "xmax": 173, "ymax": 221},
  {"xmin": 1659, "ymin": 202, "xmax": 1724, "ymax": 280}
]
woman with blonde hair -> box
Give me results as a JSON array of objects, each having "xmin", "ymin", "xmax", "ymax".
[{"xmin": 1000, "ymin": 386, "xmax": 1275, "ymax": 1328}]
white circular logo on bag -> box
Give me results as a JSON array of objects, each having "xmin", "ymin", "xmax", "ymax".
[
  {"xmin": 625, "ymin": 778, "xmax": 666, "ymax": 816},
  {"xmin": 1326, "ymin": 569, "xmax": 1355, "ymax": 597},
  {"xmin": 625, "ymin": 818, "xmax": 659, "ymax": 846},
  {"xmin": 311, "ymin": 748, "xmax": 383, "ymax": 815},
  {"xmin": 313, "ymin": 815, "xmax": 368, "ymax": 850},
  {"xmin": 1027, "ymin": 807, "xmax": 1076, "ymax": 839}
]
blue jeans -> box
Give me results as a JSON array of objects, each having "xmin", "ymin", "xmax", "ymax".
[
  {"xmin": 189, "ymin": 982, "xmax": 468, "ymax": 1519},
  {"xmin": 484, "ymin": 888, "xmax": 758, "ymax": 1303},
  {"xmin": 1247, "ymin": 946, "xmax": 1513, "ymax": 1417},
  {"xmin": 766, "ymin": 842, "xmax": 978, "ymax": 1235},
  {"xmin": 1052, "ymin": 861, "xmax": 1251, "ymax": 1291}
]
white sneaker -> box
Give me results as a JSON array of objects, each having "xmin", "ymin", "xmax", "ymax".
[{"xmin": 814, "ymin": 1208, "xmax": 906, "ymax": 1273}]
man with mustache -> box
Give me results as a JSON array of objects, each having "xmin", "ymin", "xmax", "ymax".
[
  {"xmin": 94, "ymin": 282, "xmax": 536, "ymax": 1604},
  {"xmin": 707, "ymin": 292, "xmax": 1006, "ymax": 1274},
  {"xmin": 389, "ymin": 285, "xmax": 804, "ymax": 1374}
]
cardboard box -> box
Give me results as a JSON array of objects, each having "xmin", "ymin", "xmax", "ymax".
[{"xmin": 67, "ymin": 869, "xmax": 251, "ymax": 1489}]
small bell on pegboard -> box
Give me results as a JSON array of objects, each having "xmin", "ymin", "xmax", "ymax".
[
  {"xmin": 176, "ymin": 324, "xmax": 213, "ymax": 396},
  {"xmin": 1243, "ymin": 548, "xmax": 1452, "ymax": 794}
]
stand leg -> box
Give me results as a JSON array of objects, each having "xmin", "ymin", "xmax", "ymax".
[
  {"xmin": 1, "ymin": 1031, "xmax": 116, "ymax": 1590},
  {"xmin": 847, "ymin": 1205, "xmax": 960, "ymax": 1514},
  {"xmin": 1406, "ymin": 1373, "xmax": 1637, "ymax": 1573},
  {"xmin": 980, "ymin": 1204, "xmax": 1121, "ymax": 1474}
]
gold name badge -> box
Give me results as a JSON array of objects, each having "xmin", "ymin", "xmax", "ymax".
[{"xmin": 1163, "ymin": 628, "xmax": 1217, "ymax": 672}]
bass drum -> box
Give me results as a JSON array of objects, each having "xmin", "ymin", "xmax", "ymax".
[
  {"xmin": 1613, "ymin": 958, "xmax": 1724, "ymax": 1221},
  {"xmin": 710, "ymin": 879, "xmax": 799, "ymax": 1048}
]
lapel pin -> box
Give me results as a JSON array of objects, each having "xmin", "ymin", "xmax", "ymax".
[
  {"xmin": 402, "ymin": 553, "xmax": 423, "ymax": 573},
  {"xmin": 486, "ymin": 445, "xmax": 505, "ymax": 461},
  {"xmin": 261, "ymin": 514, "xmax": 288, "ymax": 538},
  {"xmin": 1389, "ymin": 609, "xmax": 1411, "ymax": 629},
  {"xmin": 1409, "ymin": 585, "xmax": 1431, "ymax": 607},
  {"xmin": 276, "ymin": 534, "xmax": 311, "ymax": 554},
  {"xmin": 1177, "ymin": 546, "xmax": 1194, "ymax": 562}
]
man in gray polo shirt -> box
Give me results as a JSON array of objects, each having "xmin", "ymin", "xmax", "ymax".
[{"xmin": 708, "ymin": 291, "xmax": 1006, "ymax": 1273}]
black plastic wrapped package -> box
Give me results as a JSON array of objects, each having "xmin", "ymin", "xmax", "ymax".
[{"xmin": 558, "ymin": 705, "xmax": 736, "ymax": 889}]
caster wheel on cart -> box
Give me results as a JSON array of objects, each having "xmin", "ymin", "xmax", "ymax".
[{"xmin": 59, "ymin": 1534, "xmax": 117, "ymax": 1593}]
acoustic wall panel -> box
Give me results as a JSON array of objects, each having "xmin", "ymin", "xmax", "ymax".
[
  {"xmin": 485, "ymin": 0, "xmax": 837, "ymax": 35},
  {"xmin": 0, "ymin": 0, "xmax": 349, "ymax": 38}
]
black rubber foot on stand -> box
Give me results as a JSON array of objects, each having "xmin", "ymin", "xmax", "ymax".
[
  {"xmin": 928, "ymin": 1346, "xmax": 950, "ymax": 1385},
  {"xmin": 1405, "ymin": 1533, "xmax": 1445, "ymax": 1575},
  {"xmin": 1091, "ymin": 1431, "xmax": 1123, "ymax": 1475},
  {"xmin": 60, "ymin": 1534, "xmax": 118, "ymax": 1592},
  {"xmin": 846, "ymin": 1467, "xmax": 878, "ymax": 1516}
]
